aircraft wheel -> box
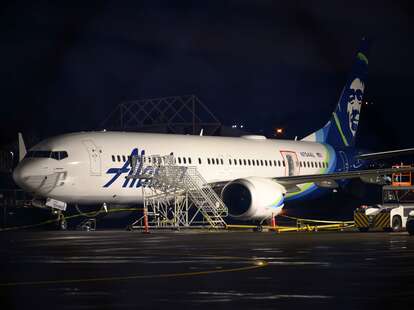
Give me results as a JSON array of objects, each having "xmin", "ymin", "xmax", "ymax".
[
  {"xmin": 59, "ymin": 218, "xmax": 68, "ymax": 231},
  {"xmin": 254, "ymin": 225, "xmax": 263, "ymax": 232},
  {"xmin": 392, "ymin": 215, "xmax": 403, "ymax": 232},
  {"xmin": 406, "ymin": 219, "xmax": 414, "ymax": 236}
]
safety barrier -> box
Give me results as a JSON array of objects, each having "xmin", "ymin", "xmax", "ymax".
[
  {"xmin": 226, "ymin": 215, "xmax": 354, "ymax": 232},
  {"xmin": 1, "ymin": 210, "xmax": 355, "ymax": 233},
  {"xmin": 0, "ymin": 207, "xmax": 142, "ymax": 232}
]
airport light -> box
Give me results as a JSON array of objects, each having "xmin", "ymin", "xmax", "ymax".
[{"xmin": 275, "ymin": 128, "xmax": 284, "ymax": 136}]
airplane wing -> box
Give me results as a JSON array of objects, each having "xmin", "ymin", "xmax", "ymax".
[
  {"xmin": 274, "ymin": 166, "xmax": 414, "ymax": 192},
  {"xmin": 357, "ymin": 148, "xmax": 414, "ymax": 161}
]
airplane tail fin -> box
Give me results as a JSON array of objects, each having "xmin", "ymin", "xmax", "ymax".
[
  {"xmin": 18, "ymin": 132, "xmax": 27, "ymax": 162},
  {"xmin": 302, "ymin": 38, "xmax": 369, "ymax": 147}
]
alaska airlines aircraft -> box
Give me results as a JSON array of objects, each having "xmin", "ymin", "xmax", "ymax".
[{"xmin": 12, "ymin": 38, "xmax": 414, "ymax": 222}]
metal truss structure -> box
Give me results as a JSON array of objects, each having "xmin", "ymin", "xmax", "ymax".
[
  {"xmin": 100, "ymin": 95, "xmax": 222, "ymax": 135},
  {"xmin": 127, "ymin": 154, "xmax": 227, "ymax": 230}
]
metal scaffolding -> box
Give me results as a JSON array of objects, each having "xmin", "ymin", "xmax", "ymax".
[
  {"xmin": 127, "ymin": 154, "xmax": 227, "ymax": 230},
  {"xmin": 100, "ymin": 95, "xmax": 222, "ymax": 135}
]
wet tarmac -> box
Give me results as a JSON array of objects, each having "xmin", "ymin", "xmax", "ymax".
[{"xmin": 1, "ymin": 230, "xmax": 414, "ymax": 309}]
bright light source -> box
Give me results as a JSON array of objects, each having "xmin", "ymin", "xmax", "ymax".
[{"xmin": 275, "ymin": 128, "xmax": 284, "ymax": 135}]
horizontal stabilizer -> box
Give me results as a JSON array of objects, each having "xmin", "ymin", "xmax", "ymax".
[{"xmin": 357, "ymin": 148, "xmax": 414, "ymax": 161}]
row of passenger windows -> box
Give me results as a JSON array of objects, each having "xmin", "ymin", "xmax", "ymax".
[{"xmin": 111, "ymin": 154, "xmax": 328, "ymax": 169}]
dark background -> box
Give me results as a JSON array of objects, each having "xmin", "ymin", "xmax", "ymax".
[{"xmin": 1, "ymin": 0, "xmax": 413, "ymax": 151}]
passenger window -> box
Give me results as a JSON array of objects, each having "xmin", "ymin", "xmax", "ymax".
[
  {"xmin": 248, "ymin": 159, "xmax": 251, "ymax": 166},
  {"xmin": 212, "ymin": 158, "xmax": 215, "ymax": 165},
  {"xmin": 188, "ymin": 157, "xmax": 192, "ymax": 164},
  {"xmin": 274, "ymin": 160, "xmax": 277, "ymax": 166},
  {"xmin": 122, "ymin": 155, "xmax": 126, "ymax": 162},
  {"xmin": 269, "ymin": 160, "xmax": 272, "ymax": 167},
  {"xmin": 178, "ymin": 157, "xmax": 182, "ymax": 164},
  {"xmin": 278, "ymin": 160, "xmax": 281, "ymax": 167},
  {"xmin": 221, "ymin": 159, "xmax": 224, "ymax": 165},
  {"xmin": 239, "ymin": 159, "xmax": 242, "ymax": 165},
  {"xmin": 265, "ymin": 160, "xmax": 268, "ymax": 166},
  {"xmin": 198, "ymin": 158, "xmax": 202, "ymax": 164},
  {"xmin": 252, "ymin": 160, "xmax": 255, "ymax": 166},
  {"xmin": 243, "ymin": 159, "xmax": 247, "ymax": 166},
  {"xmin": 207, "ymin": 158, "xmax": 210, "ymax": 165},
  {"xmin": 282, "ymin": 160, "xmax": 285, "ymax": 167},
  {"xmin": 229, "ymin": 159, "xmax": 232, "ymax": 165},
  {"xmin": 260, "ymin": 160, "xmax": 263, "ymax": 166},
  {"xmin": 216, "ymin": 158, "xmax": 220, "ymax": 165},
  {"xmin": 117, "ymin": 155, "xmax": 121, "ymax": 162},
  {"xmin": 183, "ymin": 157, "xmax": 187, "ymax": 164},
  {"xmin": 234, "ymin": 159, "xmax": 237, "ymax": 165}
]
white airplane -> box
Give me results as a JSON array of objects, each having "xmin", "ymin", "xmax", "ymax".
[{"xmin": 12, "ymin": 38, "xmax": 414, "ymax": 223}]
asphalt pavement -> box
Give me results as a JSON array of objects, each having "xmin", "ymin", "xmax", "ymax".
[{"xmin": 1, "ymin": 230, "xmax": 413, "ymax": 309}]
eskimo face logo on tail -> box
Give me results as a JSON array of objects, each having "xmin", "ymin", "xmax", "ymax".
[
  {"xmin": 103, "ymin": 148, "xmax": 150, "ymax": 188},
  {"xmin": 346, "ymin": 78, "xmax": 365, "ymax": 136}
]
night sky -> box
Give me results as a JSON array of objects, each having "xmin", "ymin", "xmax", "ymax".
[{"xmin": 1, "ymin": 0, "xmax": 413, "ymax": 151}]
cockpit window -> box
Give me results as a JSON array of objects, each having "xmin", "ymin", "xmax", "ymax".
[{"xmin": 25, "ymin": 150, "xmax": 68, "ymax": 160}]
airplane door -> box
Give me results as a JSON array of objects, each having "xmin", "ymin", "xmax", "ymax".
[
  {"xmin": 82, "ymin": 140, "xmax": 102, "ymax": 176},
  {"xmin": 280, "ymin": 151, "xmax": 300, "ymax": 176}
]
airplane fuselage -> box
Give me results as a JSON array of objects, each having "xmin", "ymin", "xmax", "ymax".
[{"xmin": 13, "ymin": 131, "xmax": 359, "ymax": 207}]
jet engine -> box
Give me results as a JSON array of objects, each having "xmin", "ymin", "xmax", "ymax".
[{"xmin": 221, "ymin": 177, "xmax": 286, "ymax": 220}]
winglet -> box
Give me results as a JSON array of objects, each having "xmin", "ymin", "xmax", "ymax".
[{"xmin": 18, "ymin": 132, "xmax": 27, "ymax": 162}]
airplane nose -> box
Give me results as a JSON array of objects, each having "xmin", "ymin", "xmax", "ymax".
[
  {"xmin": 13, "ymin": 160, "xmax": 57, "ymax": 194},
  {"xmin": 13, "ymin": 163, "xmax": 28, "ymax": 189},
  {"xmin": 12, "ymin": 162, "xmax": 44, "ymax": 192}
]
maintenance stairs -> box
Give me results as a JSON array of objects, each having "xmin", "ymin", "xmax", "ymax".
[
  {"xmin": 128, "ymin": 154, "xmax": 227, "ymax": 229},
  {"xmin": 182, "ymin": 166, "xmax": 227, "ymax": 228}
]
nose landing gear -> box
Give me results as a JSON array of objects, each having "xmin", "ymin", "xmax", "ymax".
[{"xmin": 56, "ymin": 211, "xmax": 67, "ymax": 230}]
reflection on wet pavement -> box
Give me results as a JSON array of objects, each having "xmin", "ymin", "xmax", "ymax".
[{"xmin": 1, "ymin": 231, "xmax": 414, "ymax": 309}]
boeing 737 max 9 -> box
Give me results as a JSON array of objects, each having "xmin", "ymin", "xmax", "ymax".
[{"xmin": 12, "ymin": 38, "xmax": 414, "ymax": 223}]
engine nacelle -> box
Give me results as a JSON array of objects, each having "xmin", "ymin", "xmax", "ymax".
[{"xmin": 221, "ymin": 177, "xmax": 286, "ymax": 221}]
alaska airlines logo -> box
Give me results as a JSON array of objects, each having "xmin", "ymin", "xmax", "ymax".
[
  {"xmin": 346, "ymin": 78, "xmax": 364, "ymax": 137},
  {"xmin": 104, "ymin": 148, "xmax": 154, "ymax": 188}
]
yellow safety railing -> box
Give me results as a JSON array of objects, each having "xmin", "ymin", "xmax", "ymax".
[
  {"xmin": 226, "ymin": 215, "xmax": 355, "ymax": 232},
  {"xmin": 0, "ymin": 207, "xmax": 142, "ymax": 232}
]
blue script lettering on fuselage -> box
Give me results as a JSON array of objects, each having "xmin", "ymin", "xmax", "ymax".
[{"xmin": 103, "ymin": 148, "xmax": 153, "ymax": 188}]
